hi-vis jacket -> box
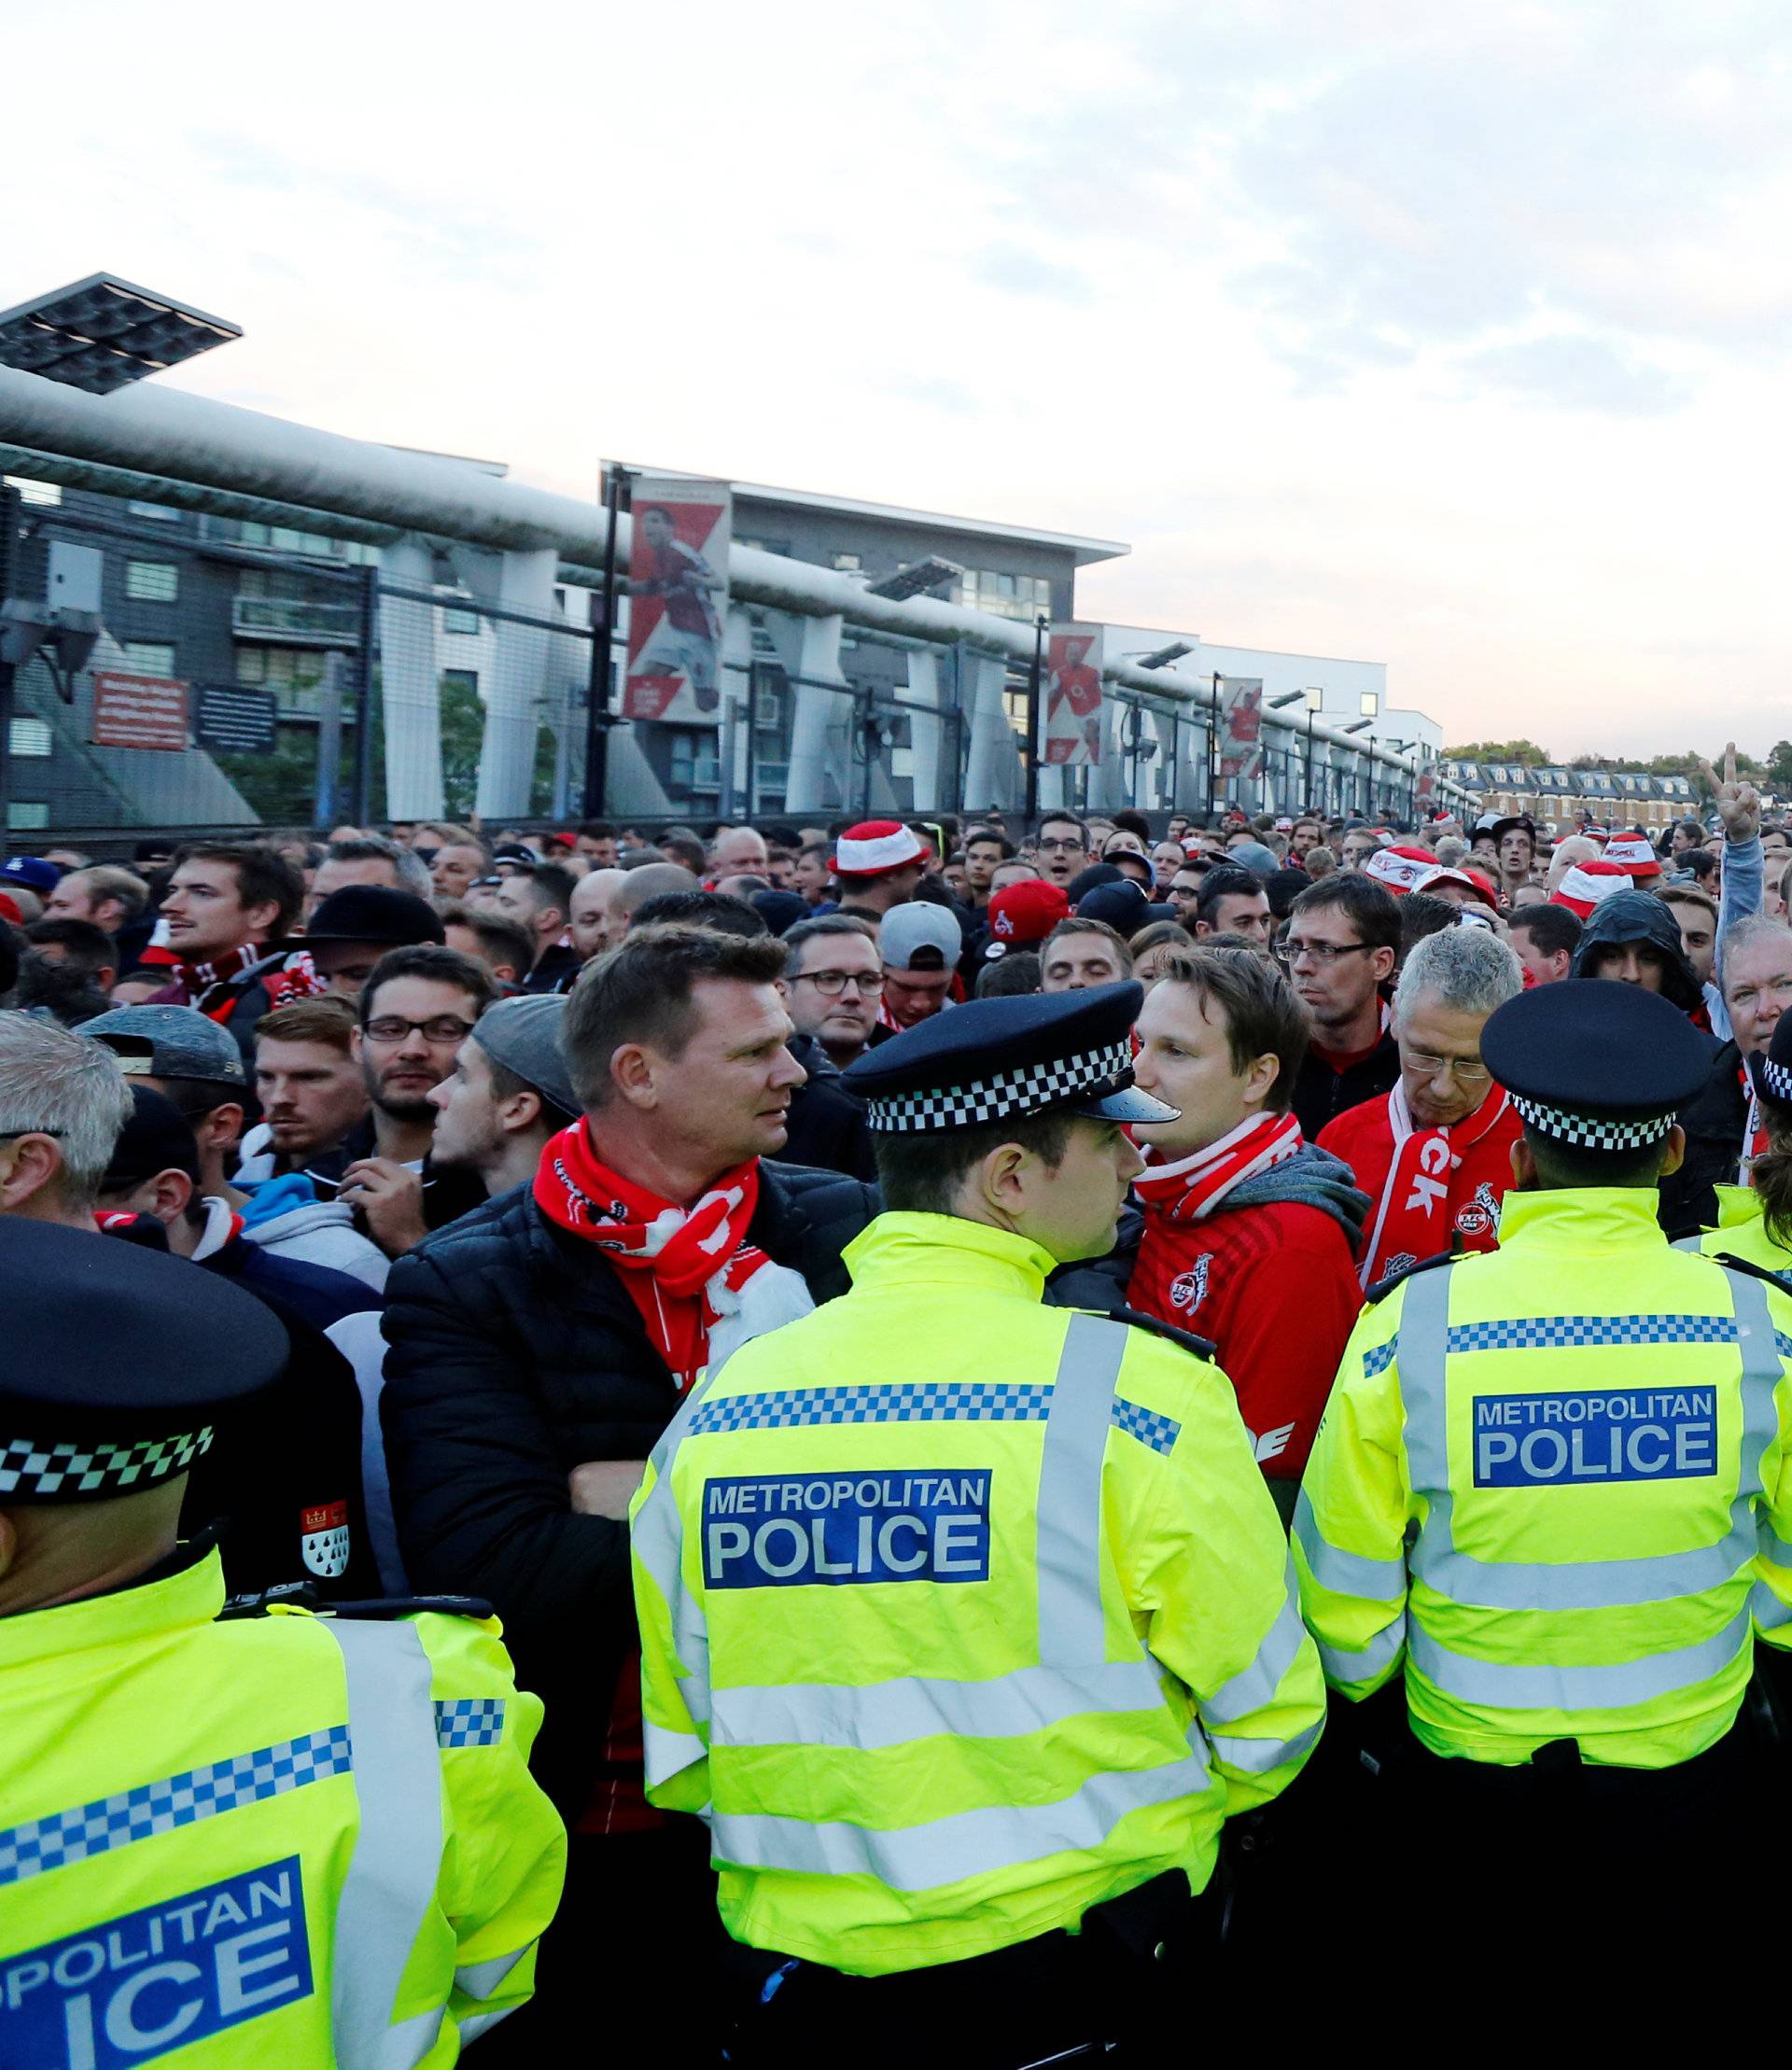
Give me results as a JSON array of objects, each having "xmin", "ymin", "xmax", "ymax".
[
  {"xmin": 630, "ymin": 1211, "xmax": 1323, "ymax": 1979},
  {"xmin": 0, "ymin": 1547, "xmax": 566, "ymax": 2067},
  {"xmin": 1691, "ymin": 1185, "xmax": 1792, "ymax": 1284},
  {"xmin": 1295, "ymin": 1187, "xmax": 1792, "ymax": 1768}
]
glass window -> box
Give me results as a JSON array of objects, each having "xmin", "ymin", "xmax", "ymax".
[
  {"xmin": 1358, "ymin": 692, "xmax": 1379, "ymax": 717},
  {"xmin": 3, "ymin": 476, "xmax": 60, "ymax": 507},
  {"xmin": 831, "ymin": 552, "xmax": 862, "ymax": 572},
  {"xmin": 441, "ymin": 667, "xmax": 479, "ymax": 697},
  {"xmin": 7, "ymin": 803, "xmax": 49, "ymax": 831},
  {"xmin": 128, "ymin": 500, "xmax": 182, "ymax": 522},
  {"xmin": 125, "ymin": 560, "xmax": 179, "ymax": 603},
  {"xmin": 9, "ymin": 717, "xmax": 51, "ymax": 758},
  {"xmin": 443, "ymin": 605, "xmax": 481, "ymax": 636},
  {"xmin": 123, "ymin": 641, "xmax": 176, "ymax": 676}
]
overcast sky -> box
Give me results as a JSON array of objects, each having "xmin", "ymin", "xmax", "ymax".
[{"xmin": 14, "ymin": 1, "xmax": 1792, "ymax": 758}]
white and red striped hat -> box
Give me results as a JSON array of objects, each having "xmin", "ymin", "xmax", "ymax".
[
  {"xmin": 833, "ymin": 820, "xmax": 929, "ymax": 878},
  {"xmin": 1601, "ymin": 832, "xmax": 1663, "ymax": 880},
  {"xmin": 1419, "ymin": 865, "xmax": 1502, "ymax": 912},
  {"xmin": 1362, "ymin": 844, "xmax": 1437, "ymax": 896},
  {"xmin": 1552, "ymin": 860, "xmax": 1631, "ymax": 920}
]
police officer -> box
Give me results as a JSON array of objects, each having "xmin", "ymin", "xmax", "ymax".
[
  {"xmin": 1295, "ymin": 979, "xmax": 1792, "ymax": 1964},
  {"xmin": 1687, "ymin": 1003, "xmax": 1792, "ymax": 1279},
  {"xmin": 631, "ymin": 984, "xmax": 1323, "ymax": 2065},
  {"xmin": 0, "ymin": 1218, "xmax": 566, "ymax": 2064}
]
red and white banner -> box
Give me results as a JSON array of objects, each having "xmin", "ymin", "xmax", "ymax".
[
  {"xmin": 1217, "ymin": 677, "xmax": 1264, "ymax": 783},
  {"xmin": 1043, "ymin": 624, "xmax": 1104, "ymax": 766},
  {"xmin": 91, "ymin": 671, "xmax": 189, "ymax": 752},
  {"xmin": 623, "ymin": 476, "xmax": 731, "ymax": 724}
]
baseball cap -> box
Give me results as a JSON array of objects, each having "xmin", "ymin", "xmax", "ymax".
[
  {"xmin": 880, "ymin": 902, "xmax": 962, "ymax": 971},
  {"xmin": 1075, "ymin": 880, "xmax": 1152, "ymax": 934},
  {"xmin": 470, "ymin": 994, "xmax": 581, "ymax": 1122},
  {"xmin": 1225, "ymin": 840, "xmax": 1280, "ymax": 877},
  {"xmin": 304, "ymin": 885, "xmax": 446, "ymax": 946},
  {"xmin": 85, "ymin": 1004, "xmax": 249, "ymax": 1089},
  {"xmin": 0, "ymin": 856, "xmax": 60, "ymax": 895},
  {"xmin": 103, "ymin": 1085, "xmax": 203, "ymax": 1190},
  {"xmin": 1419, "ymin": 865, "xmax": 1501, "ymax": 912},
  {"xmin": 984, "ymin": 879, "xmax": 1071, "ymax": 952},
  {"xmin": 833, "ymin": 820, "xmax": 929, "ymax": 877}
]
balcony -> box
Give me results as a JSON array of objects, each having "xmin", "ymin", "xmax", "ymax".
[{"xmin": 231, "ymin": 594, "xmax": 360, "ymax": 645}]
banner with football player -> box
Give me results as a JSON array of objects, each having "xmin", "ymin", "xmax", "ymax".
[
  {"xmin": 1217, "ymin": 676, "xmax": 1265, "ymax": 784},
  {"xmin": 622, "ymin": 476, "xmax": 732, "ymax": 723},
  {"xmin": 1042, "ymin": 623, "xmax": 1104, "ymax": 766}
]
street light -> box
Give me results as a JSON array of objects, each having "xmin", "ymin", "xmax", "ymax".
[
  {"xmin": 1341, "ymin": 718, "xmax": 1372, "ymax": 818},
  {"xmin": 0, "ymin": 274, "xmax": 241, "ymax": 393},
  {"xmin": 1131, "ymin": 640, "xmax": 1195, "ymax": 669},
  {"xmin": 865, "ymin": 555, "xmax": 963, "ymax": 601}
]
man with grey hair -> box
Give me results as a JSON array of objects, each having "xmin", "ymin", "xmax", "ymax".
[
  {"xmin": 1319, "ymin": 925, "xmax": 1526, "ymax": 1286},
  {"xmin": 0, "ymin": 1012, "xmax": 134, "ymax": 1224},
  {"xmin": 305, "ymin": 832, "xmax": 434, "ymax": 920}
]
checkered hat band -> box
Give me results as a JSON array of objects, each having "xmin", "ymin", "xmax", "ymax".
[
  {"xmin": 867, "ymin": 1038, "xmax": 1135, "ymax": 1134},
  {"xmin": 0, "ymin": 1426, "xmax": 214, "ymax": 1499},
  {"xmin": 1762, "ymin": 1056, "xmax": 1792, "ymax": 1105},
  {"xmin": 1510, "ymin": 1094, "xmax": 1677, "ymax": 1150}
]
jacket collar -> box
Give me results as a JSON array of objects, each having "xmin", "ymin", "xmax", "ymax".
[
  {"xmin": 843, "ymin": 1210, "xmax": 1058, "ymax": 1299},
  {"xmin": 0, "ymin": 1543, "xmax": 224, "ymax": 1670},
  {"xmin": 1494, "ymin": 1186, "xmax": 1669, "ymax": 1254}
]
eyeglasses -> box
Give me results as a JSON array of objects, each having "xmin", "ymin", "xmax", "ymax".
[
  {"xmin": 1037, "ymin": 837, "xmax": 1086, "ymax": 854},
  {"xmin": 1401, "ymin": 1047, "xmax": 1491, "ymax": 1084},
  {"xmin": 793, "ymin": 970, "xmax": 883, "ymax": 997},
  {"xmin": 1273, "ymin": 939, "xmax": 1375, "ymax": 968},
  {"xmin": 362, "ymin": 1015, "xmax": 479, "ymax": 1044}
]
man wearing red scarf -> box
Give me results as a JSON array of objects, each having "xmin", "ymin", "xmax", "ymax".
[
  {"xmin": 380, "ymin": 922, "xmax": 878, "ymax": 2057},
  {"xmin": 1319, "ymin": 925, "xmax": 1525, "ymax": 1289}
]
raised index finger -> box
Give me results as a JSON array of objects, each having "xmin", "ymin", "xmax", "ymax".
[{"xmin": 1725, "ymin": 741, "xmax": 1737, "ymax": 789}]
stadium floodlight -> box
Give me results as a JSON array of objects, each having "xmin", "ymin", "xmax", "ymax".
[
  {"xmin": 0, "ymin": 275, "xmax": 241, "ymax": 394},
  {"xmin": 1342, "ymin": 720, "xmax": 1372, "ymax": 734},
  {"xmin": 1133, "ymin": 640, "xmax": 1194, "ymax": 668},
  {"xmin": 866, "ymin": 555, "xmax": 964, "ymax": 601},
  {"xmin": 1268, "ymin": 690, "xmax": 1306, "ymax": 708}
]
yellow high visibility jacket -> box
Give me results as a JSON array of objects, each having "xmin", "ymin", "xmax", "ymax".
[
  {"xmin": 0, "ymin": 1547, "xmax": 567, "ymax": 2066},
  {"xmin": 1692, "ymin": 1186, "xmax": 1792, "ymax": 1284},
  {"xmin": 631, "ymin": 1211, "xmax": 1323, "ymax": 1979},
  {"xmin": 1295, "ymin": 1187, "xmax": 1792, "ymax": 1768}
]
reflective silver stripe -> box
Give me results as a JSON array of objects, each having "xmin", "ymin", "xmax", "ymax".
[
  {"xmin": 459, "ymin": 2008, "xmax": 517, "ymax": 2046},
  {"xmin": 1402, "ymin": 1266, "xmax": 1785, "ymax": 1614},
  {"xmin": 631, "ymin": 1364, "xmax": 731, "ymax": 1753},
  {"xmin": 326, "ymin": 1620, "xmax": 444, "ymax": 2070},
  {"xmin": 1317, "ymin": 1617, "xmax": 1406, "ymax": 1686},
  {"xmin": 711, "ymin": 1732, "xmax": 1212, "ymax": 1892},
  {"xmin": 1202, "ymin": 1559, "xmax": 1309, "ymax": 1727},
  {"xmin": 1034, "ymin": 1314, "xmax": 1127, "ymax": 1665},
  {"xmin": 455, "ymin": 1946, "xmax": 530, "ymax": 2000},
  {"xmin": 1761, "ymin": 1521, "xmax": 1792, "ymax": 1570},
  {"xmin": 1209, "ymin": 1717, "xmax": 1323, "ymax": 1775},
  {"xmin": 1753, "ymin": 1580, "xmax": 1792, "ymax": 1631},
  {"xmin": 1672, "ymin": 1236, "xmax": 1703, "ymax": 1252},
  {"xmin": 1292, "ymin": 1487, "xmax": 1407, "ymax": 1601},
  {"xmin": 710, "ymin": 1659, "xmax": 1164, "ymax": 1751},
  {"xmin": 1407, "ymin": 1603, "xmax": 1752, "ymax": 1711},
  {"xmin": 643, "ymin": 1719, "xmax": 708, "ymax": 1782}
]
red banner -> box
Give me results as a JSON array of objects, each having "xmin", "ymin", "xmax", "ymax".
[
  {"xmin": 622, "ymin": 477, "xmax": 732, "ymax": 724},
  {"xmin": 1043, "ymin": 624, "xmax": 1103, "ymax": 766},
  {"xmin": 91, "ymin": 671, "xmax": 189, "ymax": 752}
]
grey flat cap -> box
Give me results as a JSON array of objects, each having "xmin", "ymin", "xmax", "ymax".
[
  {"xmin": 471, "ymin": 994, "xmax": 581, "ymax": 1121},
  {"xmin": 84, "ymin": 1004, "xmax": 248, "ymax": 1088}
]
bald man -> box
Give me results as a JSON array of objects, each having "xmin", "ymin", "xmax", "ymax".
[
  {"xmin": 609, "ymin": 860, "xmax": 701, "ymax": 943},
  {"xmin": 569, "ymin": 867, "xmax": 628, "ymax": 967}
]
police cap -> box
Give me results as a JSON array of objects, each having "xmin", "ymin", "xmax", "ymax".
[
  {"xmin": 0, "ymin": 1220, "xmax": 287, "ymax": 1504},
  {"xmin": 844, "ymin": 980, "xmax": 1177, "ymax": 1134},
  {"xmin": 1480, "ymin": 980, "xmax": 1711, "ymax": 1152},
  {"xmin": 1749, "ymin": 1003, "xmax": 1792, "ymax": 1110}
]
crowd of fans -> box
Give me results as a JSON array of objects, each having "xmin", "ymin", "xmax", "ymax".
[{"xmin": 0, "ymin": 771, "xmax": 1785, "ymax": 2049}]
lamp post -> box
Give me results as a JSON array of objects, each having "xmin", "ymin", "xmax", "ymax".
[
  {"xmin": 1209, "ymin": 670, "xmax": 1223, "ymax": 818},
  {"xmin": 584, "ymin": 463, "xmax": 628, "ymax": 816},
  {"xmin": 1388, "ymin": 740, "xmax": 1417, "ymax": 826},
  {"xmin": 1341, "ymin": 719, "xmax": 1372, "ymax": 821},
  {"xmin": 1024, "ymin": 611, "xmax": 1046, "ymax": 822},
  {"xmin": 1303, "ymin": 686, "xmax": 1323, "ymax": 815},
  {"xmin": 1267, "ymin": 691, "xmax": 1304, "ymax": 819}
]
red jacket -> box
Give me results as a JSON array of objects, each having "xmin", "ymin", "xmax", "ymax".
[
  {"xmin": 1127, "ymin": 1195, "xmax": 1362, "ymax": 1482},
  {"xmin": 1318, "ymin": 1083, "xmax": 1520, "ymax": 1289}
]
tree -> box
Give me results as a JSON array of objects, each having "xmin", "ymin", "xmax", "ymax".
[
  {"xmin": 1443, "ymin": 739, "xmax": 1552, "ymax": 766},
  {"xmin": 1768, "ymin": 741, "xmax": 1792, "ymax": 791}
]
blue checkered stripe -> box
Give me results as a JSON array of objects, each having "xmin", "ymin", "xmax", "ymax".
[
  {"xmin": 689, "ymin": 1382, "xmax": 1057, "ymax": 1434},
  {"xmin": 1110, "ymin": 1396, "xmax": 1181, "ymax": 1455},
  {"xmin": 1446, "ymin": 1314, "xmax": 1741, "ymax": 1354},
  {"xmin": 435, "ymin": 1699, "xmax": 505, "ymax": 1748},
  {"xmin": 1363, "ymin": 1340, "xmax": 1398, "ymax": 1378},
  {"xmin": 0, "ymin": 1726, "xmax": 351, "ymax": 1889}
]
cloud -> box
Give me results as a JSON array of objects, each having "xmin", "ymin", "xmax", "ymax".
[
  {"xmin": 1463, "ymin": 335, "xmax": 1690, "ymax": 415},
  {"xmin": 973, "ymin": 245, "xmax": 1092, "ymax": 301}
]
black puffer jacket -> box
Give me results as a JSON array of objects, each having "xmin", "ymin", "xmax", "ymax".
[
  {"xmin": 776, "ymin": 1033, "xmax": 877, "ymax": 1182},
  {"xmin": 379, "ymin": 1158, "xmax": 876, "ymax": 1808}
]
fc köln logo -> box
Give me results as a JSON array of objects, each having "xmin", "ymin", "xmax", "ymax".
[
  {"xmin": 1169, "ymin": 1257, "xmax": 1211, "ymax": 1314},
  {"xmin": 301, "ymin": 1500, "xmax": 351, "ymax": 1579}
]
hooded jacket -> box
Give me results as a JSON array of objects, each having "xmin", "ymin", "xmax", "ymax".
[
  {"xmin": 236, "ymin": 1170, "xmax": 392, "ymax": 1292},
  {"xmin": 1050, "ymin": 1143, "xmax": 1369, "ymax": 1491},
  {"xmin": 1569, "ymin": 889, "xmax": 1741, "ymax": 1237}
]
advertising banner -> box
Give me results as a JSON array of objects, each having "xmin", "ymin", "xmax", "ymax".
[
  {"xmin": 622, "ymin": 476, "xmax": 732, "ymax": 724},
  {"xmin": 1042, "ymin": 623, "xmax": 1104, "ymax": 766},
  {"xmin": 194, "ymin": 684, "xmax": 279, "ymax": 756},
  {"xmin": 91, "ymin": 671, "xmax": 189, "ymax": 752},
  {"xmin": 1217, "ymin": 676, "xmax": 1264, "ymax": 783}
]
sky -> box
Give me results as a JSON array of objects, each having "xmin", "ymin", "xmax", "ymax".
[{"xmin": 11, "ymin": 0, "xmax": 1792, "ymax": 760}]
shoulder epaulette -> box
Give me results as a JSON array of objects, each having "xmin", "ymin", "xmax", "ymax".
[
  {"xmin": 1103, "ymin": 1305, "xmax": 1216, "ymax": 1363},
  {"xmin": 1710, "ymin": 1251, "xmax": 1792, "ymax": 1294},
  {"xmin": 1365, "ymin": 1251, "xmax": 1458, "ymax": 1305},
  {"xmin": 221, "ymin": 1584, "xmax": 495, "ymax": 1622}
]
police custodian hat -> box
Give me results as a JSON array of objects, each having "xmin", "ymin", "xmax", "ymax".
[
  {"xmin": 1480, "ymin": 980, "xmax": 1711, "ymax": 1151},
  {"xmin": 845, "ymin": 980, "xmax": 1177, "ymax": 1134},
  {"xmin": 0, "ymin": 1220, "xmax": 287, "ymax": 1504}
]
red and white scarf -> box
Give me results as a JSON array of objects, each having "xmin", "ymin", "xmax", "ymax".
[
  {"xmin": 148, "ymin": 943, "xmax": 327, "ymax": 1023},
  {"xmin": 1133, "ymin": 1112, "xmax": 1304, "ymax": 1224},
  {"xmin": 1357, "ymin": 1079, "xmax": 1514, "ymax": 1289},
  {"xmin": 1743, "ymin": 1065, "xmax": 1767, "ymax": 1182},
  {"xmin": 532, "ymin": 1120, "xmax": 812, "ymax": 1392}
]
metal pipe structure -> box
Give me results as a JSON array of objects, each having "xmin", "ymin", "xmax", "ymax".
[{"xmin": 0, "ymin": 364, "xmax": 1471, "ymax": 809}]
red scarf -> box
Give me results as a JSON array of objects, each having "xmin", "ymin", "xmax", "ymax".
[
  {"xmin": 1355, "ymin": 1080, "xmax": 1517, "ymax": 1289},
  {"xmin": 532, "ymin": 1119, "xmax": 775, "ymax": 1393},
  {"xmin": 155, "ymin": 944, "xmax": 327, "ymax": 1024},
  {"xmin": 1133, "ymin": 1112, "xmax": 1304, "ymax": 1224},
  {"xmin": 1743, "ymin": 1066, "xmax": 1767, "ymax": 1181}
]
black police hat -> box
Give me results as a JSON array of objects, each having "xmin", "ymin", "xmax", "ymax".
[
  {"xmin": 844, "ymin": 980, "xmax": 1177, "ymax": 1134},
  {"xmin": 304, "ymin": 885, "xmax": 445, "ymax": 947},
  {"xmin": 1480, "ymin": 980, "xmax": 1711, "ymax": 1151},
  {"xmin": 1749, "ymin": 1005, "xmax": 1792, "ymax": 1110},
  {"xmin": 0, "ymin": 1219, "xmax": 287, "ymax": 1504}
]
